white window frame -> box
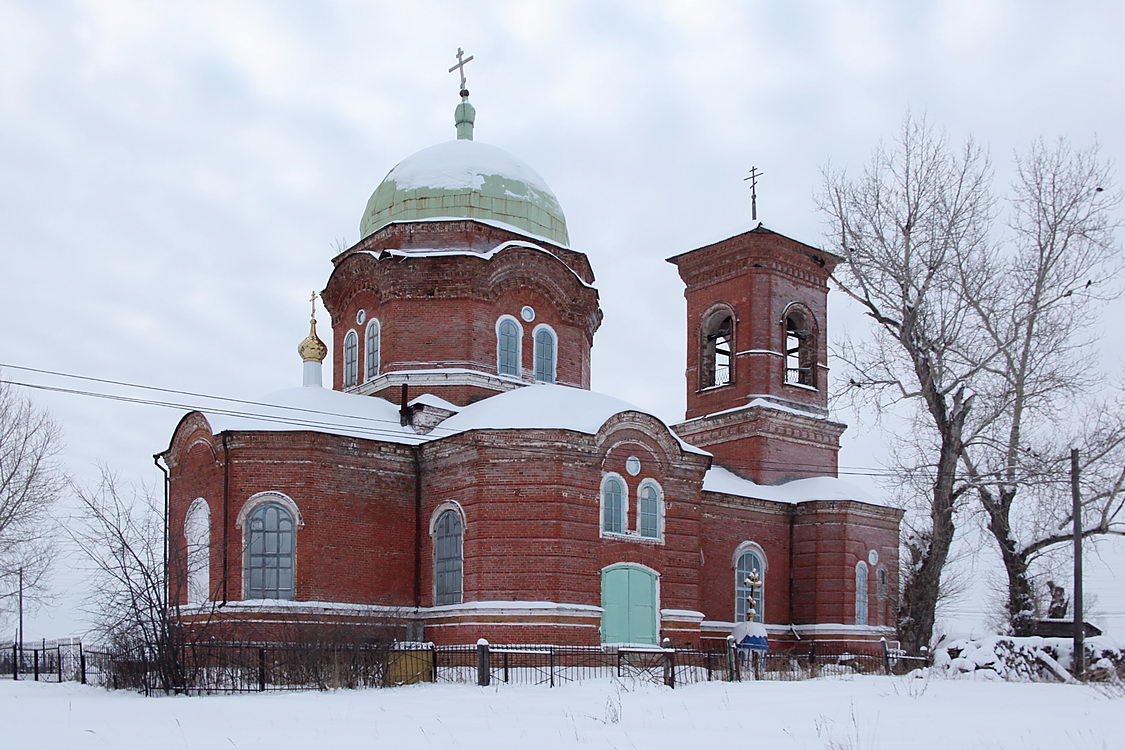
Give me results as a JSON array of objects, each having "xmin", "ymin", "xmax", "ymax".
[
  {"xmin": 531, "ymin": 323, "xmax": 558, "ymax": 384},
  {"xmin": 365, "ymin": 318, "xmax": 381, "ymax": 381},
  {"xmin": 733, "ymin": 541, "xmax": 768, "ymax": 624},
  {"xmin": 235, "ymin": 491, "xmax": 304, "ymax": 601},
  {"xmin": 343, "ymin": 329, "xmax": 359, "ymax": 387},
  {"xmin": 495, "ymin": 315, "xmax": 523, "ymax": 378},
  {"xmin": 599, "ymin": 472, "xmax": 628, "ymax": 537},
  {"xmin": 636, "ymin": 478, "xmax": 664, "ymax": 542},
  {"xmin": 855, "ymin": 560, "xmax": 870, "ymax": 626},
  {"xmin": 430, "ymin": 501, "xmax": 466, "ymax": 606},
  {"xmin": 184, "ymin": 497, "xmax": 211, "ymax": 604}
]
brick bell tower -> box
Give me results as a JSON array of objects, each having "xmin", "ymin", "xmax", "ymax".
[{"xmin": 668, "ymin": 225, "xmax": 846, "ymax": 484}]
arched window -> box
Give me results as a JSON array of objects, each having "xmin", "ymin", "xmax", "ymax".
[
  {"xmin": 433, "ymin": 509, "xmax": 463, "ymax": 605},
  {"xmin": 246, "ymin": 503, "xmax": 295, "ymax": 600},
  {"xmin": 533, "ymin": 325, "xmax": 556, "ymax": 383},
  {"xmin": 497, "ymin": 317, "xmax": 521, "ymax": 377},
  {"xmin": 343, "ymin": 329, "xmax": 359, "ymax": 387},
  {"xmin": 784, "ymin": 307, "xmax": 816, "ymax": 387},
  {"xmin": 637, "ymin": 480, "xmax": 661, "ymax": 539},
  {"xmin": 365, "ymin": 319, "xmax": 380, "ymax": 380},
  {"xmin": 601, "ymin": 475, "xmax": 626, "ymax": 534},
  {"xmin": 184, "ymin": 498, "xmax": 210, "ymax": 604},
  {"xmin": 701, "ymin": 310, "xmax": 734, "ymax": 388},
  {"xmin": 735, "ymin": 544, "xmax": 766, "ymax": 623},
  {"xmin": 855, "ymin": 561, "xmax": 869, "ymax": 626}
]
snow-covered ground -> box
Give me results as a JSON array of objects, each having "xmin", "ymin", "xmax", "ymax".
[{"xmin": 3, "ymin": 674, "xmax": 1120, "ymax": 749}]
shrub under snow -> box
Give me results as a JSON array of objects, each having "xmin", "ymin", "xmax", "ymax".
[{"xmin": 931, "ymin": 635, "xmax": 1124, "ymax": 682}]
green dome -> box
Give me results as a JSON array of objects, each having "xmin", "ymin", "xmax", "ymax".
[{"xmin": 359, "ymin": 138, "xmax": 570, "ymax": 246}]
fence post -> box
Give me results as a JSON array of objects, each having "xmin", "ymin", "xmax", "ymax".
[
  {"xmin": 752, "ymin": 651, "xmax": 762, "ymax": 680},
  {"xmin": 80, "ymin": 653, "xmax": 87, "ymax": 685},
  {"xmin": 726, "ymin": 636, "xmax": 737, "ymax": 682},
  {"xmin": 881, "ymin": 638, "xmax": 892, "ymax": 675},
  {"xmin": 258, "ymin": 647, "xmax": 266, "ymax": 692},
  {"xmin": 57, "ymin": 647, "xmax": 63, "ymax": 683},
  {"xmin": 11, "ymin": 644, "xmax": 16, "ymax": 680},
  {"xmin": 662, "ymin": 639, "xmax": 675, "ymax": 689},
  {"xmin": 476, "ymin": 639, "xmax": 490, "ymax": 687},
  {"xmin": 33, "ymin": 649, "xmax": 39, "ymax": 681},
  {"xmin": 549, "ymin": 647, "xmax": 555, "ymax": 688},
  {"xmin": 502, "ymin": 651, "xmax": 509, "ymax": 683}
]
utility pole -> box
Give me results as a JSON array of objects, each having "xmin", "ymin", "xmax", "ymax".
[
  {"xmin": 17, "ymin": 567, "xmax": 23, "ymax": 649},
  {"xmin": 1071, "ymin": 448, "xmax": 1084, "ymax": 677}
]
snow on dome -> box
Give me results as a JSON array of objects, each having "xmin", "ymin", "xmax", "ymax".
[
  {"xmin": 702, "ymin": 465, "xmax": 888, "ymax": 506},
  {"xmin": 435, "ymin": 384, "xmax": 708, "ymax": 454},
  {"xmin": 360, "ymin": 139, "xmax": 570, "ymax": 246},
  {"xmin": 202, "ymin": 387, "xmax": 425, "ymax": 445}
]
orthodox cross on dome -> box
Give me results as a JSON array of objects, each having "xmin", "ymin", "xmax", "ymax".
[
  {"xmin": 449, "ymin": 47, "xmax": 475, "ymax": 98},
  {"xmin": 743, "ymin": 165, "xmax": 764, "ymax": 221},
  {"xmin": 309, "ymin": 290, "xmax": 318, "ymax": 319}
]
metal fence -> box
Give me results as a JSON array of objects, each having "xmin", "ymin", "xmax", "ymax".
[
  {"xmin": 1, "ymin": 639, "xmax": 84, "ymax": 683},
  {"xmin": 11, "ymin": 637, "xmax": 929, "ymax": 693}
]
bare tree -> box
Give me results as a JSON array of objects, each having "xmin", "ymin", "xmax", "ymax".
[
  {"xmin": 957, "ymin": 140, "xmax": 1124, "ymax": 632},
  {"xmin": 69, "ymin": 469, "xmax": 206, "ymax": 692},
  {"xmin": 0, "ymin": 379, "xmax": 65, "ymax": 628},
  {"xmin": 823, "ymin": 123, "xmax": 1125, "ymax": 644},
  {"xmin": 819, "ymin": 115, "xmax": 994, "ymax": 652}
]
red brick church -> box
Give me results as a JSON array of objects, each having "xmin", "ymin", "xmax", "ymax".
[{"xmin": 162, "ymin": 82, "xmax": 901, "ymax": 648}]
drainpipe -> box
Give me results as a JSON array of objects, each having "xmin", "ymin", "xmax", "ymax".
[
  {"xmin": 412, "ymin": 444, "xmax": 422, "ymax": 609},
  {"xmin": 153, "ymin": 453, "xmax": 170, "ymax": 604},
  {"xmin": 222, "ymin": 433, "xmax": 230, "ymax": 604},
  {"xmin": 788, "ymin": 505, "xmax": 797, "ymax": 628}
]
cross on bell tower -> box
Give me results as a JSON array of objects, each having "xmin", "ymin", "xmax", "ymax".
[{"xmin": 743, "ymin": 166, "xmax": 764, "ymax": 221}]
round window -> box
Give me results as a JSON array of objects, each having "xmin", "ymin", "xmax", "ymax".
[
  {"xmin": 625, "ymin": 456, "xmax": 641, "ymax": 476},
  {"xmin": 868, "ymin": 549, "xmax": 879, "ymax": 566},
  {"xmin": 355, "ymin": 309, "xmax": 367, "ymax": 326},
  {"xmin": 520, "ymin": 306, "xmax": 536, "ymax": 322}
]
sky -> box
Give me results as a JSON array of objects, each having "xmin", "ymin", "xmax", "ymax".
[{"xmin": 2, "ymin": 0, "xmax": 1124, "ymax": 639}]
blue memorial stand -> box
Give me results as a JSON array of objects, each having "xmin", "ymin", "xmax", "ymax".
[{"xmin": 731, "ymin": 621, "xmax": 769, "ymax": 652}]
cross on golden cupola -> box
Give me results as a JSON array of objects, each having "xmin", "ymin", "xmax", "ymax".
[{"xmin": 298, "ymin": 291, "xmax": 328, "ymax": 364}]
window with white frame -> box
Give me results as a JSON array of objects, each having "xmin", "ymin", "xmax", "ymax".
[
  {"xmin": 365, "ymin": 319, "xmax": 380, "ymax": 380},
  {"xmin": 343, "ymin": 329, "xmax": 358, "ymax": 387},
  {"xmin": 855, "ymin": 561, "xmax": 869, "ymax": 625},
  {"xmin": 433, "ymin": 509, "xmax": 463, "ymax": 605},
  {"xmin": 601, "ymin": 475, "xmax": 626, "ymax": 534},
  {"xmin": 184, "ymin": 498, "xmax": 210, "ymax": 604},
  {"xmin": 533, "ymin": 326, "xmax": 556, "ymax": 383},
  {"xmin": 735, "ymin": 545, "xmax": 765, "ymax": 623},
  {"xmin": 637, "ymin": 481, "xmax": 661, "ymax": 539},
  {"xmin": 246, "ymin": 503, "xmax": 295, "ymax": 600},
  {"xmin": 497, "ymin": 317, "xmax": 520, "ymax": 376}
]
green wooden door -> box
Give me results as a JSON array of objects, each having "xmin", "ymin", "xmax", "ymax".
[{"xmin": 601, "ymin": 566, "xmax": 657, "ymax": 645}]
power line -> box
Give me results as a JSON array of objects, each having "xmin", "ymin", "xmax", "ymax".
[{"xmin": 0, "ymin": 363, "xmax": 1081, "ymax": 484}]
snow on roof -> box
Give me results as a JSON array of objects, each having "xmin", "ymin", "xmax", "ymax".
[
  {"xmin": 202, "ymin": 386, "xmax": 425, "ymax": 445},
  {"xmin": 365, "ymin": 238, "xmax": 594, "ymax": 288},
  {"xmin": 385, "ymin": 139, "xmax": 556, "ymax": 197},
  {"xmin": 679, "ymin": 397, "xmax": 832, "ymax": 424},
  {"xmin": 436, "ymin": 384, "xmax": 709, "ymax": 455},
  {"xmin": 192, "ymin": 383, "xmax": 706, "ymax": 455},
  {"xmin": 702, "ymin": 465, "xmax": 888, "ymax": 506},
  {"xmin": 408, "ymin": 393, "xmax": 461, "ymax": 412},
  {"xmin": 373, "ymin": 217, "xmax": 574, "ymax": 251}
]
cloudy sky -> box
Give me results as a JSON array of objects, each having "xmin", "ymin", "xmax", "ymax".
[{"xmin": 3, "ymin": 0, "xmax": 1124, "ymax": 638}]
